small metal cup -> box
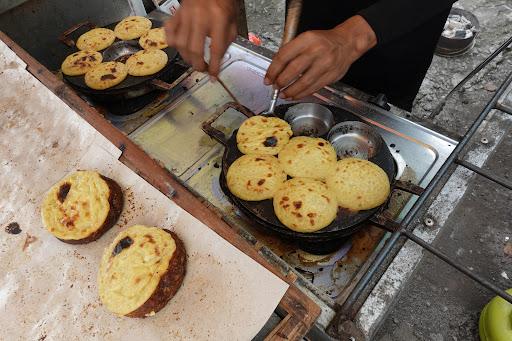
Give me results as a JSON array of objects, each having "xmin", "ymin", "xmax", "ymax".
[
  {"xmin": 327, "ymin": 121, "xmax": 382, "ymax": 160},
  {"xmin": 102, "ymin": 41, "xmax": 141, "ymax": 63},
  {"xmin": 284, "ymin": 103, "xmax": 335, "ymax": 137}
]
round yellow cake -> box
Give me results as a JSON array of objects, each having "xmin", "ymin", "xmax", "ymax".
[
  {"xmin": 278, "ymin": 136, "xmax": 337, "ymax": 180},
  {"xmin": 125, "ymin": 49, "xmax": 168, "ymax": 76},
  {"xmin": 236, "ymin": 116, "xmax": 293, "ymax": 155},
  {"xmin": 98, "ymin": 225, "xmax": 186, "ymax": 317},
  {"xmin": 41, "ymin": 170, "xmax": 123, "ymax": 243},
  {"xmin": 326, "ymin": 158, "xmax": 390, "ymax": 211},
  {"xmin": 139, "ymin": 28, "xmax": 168, "ymax": 50},
  {"xmin": 84, "ymin": 61, "xmax": 128, "ymax": 90},
  {"xmin": 273, "ymin": 178, "xmax": 337, "ymax": 233},
  {"xmin": 76, "ymin": 28, "xmax": 116, "ymax": 51},
  {"xmin": 227, "ymin": 154, "xmax": 287, "ymax": 201},
  {"xmin": 61, "ymin": 50, "xmax": 103, "ymax": 76},
  {"xmin": 114, "ymin": 16, "xmax": 152, "ymax": 40}
]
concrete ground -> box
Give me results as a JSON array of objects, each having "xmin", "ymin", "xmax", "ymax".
[
  {"xmin": 375, "ymin": 125, "xmax": 512, "ymax": 339},
  {"xmin": 246, "ymin": 0, "xmax": 512, "ymax": 339}
]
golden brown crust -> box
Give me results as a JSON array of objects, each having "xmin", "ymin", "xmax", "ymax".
[
  {"xmin": 126, "ymin": 230, "xmax": 187, "ymax": 318},
  {"xmin": 58, "ymin": 176, "xmax": 123, "ymax": 244}
]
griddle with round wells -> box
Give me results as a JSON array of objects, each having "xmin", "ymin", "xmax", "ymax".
[
  {"xmin": 59, "ymin": 19, "xmax": 178, "ymax": 97},
  {"xmin": 202, "ymin": 102, "xmax": 415, "ymax": 254}
]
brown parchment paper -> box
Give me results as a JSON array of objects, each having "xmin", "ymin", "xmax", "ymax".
[
  {"xmin": 0, "ymin": 41, "xmax": 289, "ymax": 340},
  {"xmin": 0, "ymin": 40, "xmax": 120, "ymax": 224}
]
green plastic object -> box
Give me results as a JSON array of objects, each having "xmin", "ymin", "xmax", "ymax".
[{"xmin": 479, "ymin": 288, "xmax": 512, "ymax": 341}]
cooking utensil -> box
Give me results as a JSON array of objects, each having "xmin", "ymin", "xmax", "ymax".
[
  {"xmin": 283, "ymin": 103, "xmax": 335, "ymax": 137},
  {"xmin": 435, "ymin": 8, "xmax": 479, "ymax": 57},
  {"xmin": 262, "ymin": 0, "xmax": 302, "ymax": 116},
  {"xmin": 203, "ymin": 102, "xmax": 400, "ymax": 254},
  {"xmin": 102, "ymin": 40, "xmax": 141, "ymax": 63},
  {"xmin": 59, "ymin": 19, "xmax": 179, "ymax": 101},
  {"xmin": 204, "ymin": 61, "xmax": 243, "ymax": 107},
  {"xmin": 217, "ymin": 78, "xmax": 242, "ymax": 106},
  {"xmin": 328, "ymin": 121, "xmax": 382, "ymax": 160}
]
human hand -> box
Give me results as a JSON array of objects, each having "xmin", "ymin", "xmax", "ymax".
[
  {"xmin": 264, "ymin": 15, "xmax": 377, "ymax": 100},
  {"xmin": 165, "ymin": 0, "xmax": 238, "ymax": 77}
]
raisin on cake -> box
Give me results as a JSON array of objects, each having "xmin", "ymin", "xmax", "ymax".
[
  {"xmin": 98, "ymin": 225, "xmax": 187, "ymax": 317},
  {"xmin": 41, "ymin": 170, "xmax": 123, "ymax": 244}
]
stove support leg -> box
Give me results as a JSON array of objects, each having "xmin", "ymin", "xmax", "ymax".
[
  {"xmin": 495, "ymin": 102, "xmax": 512, "ymax": 115},
  {"xmin": 456, "ymin": 158, "xmax": 512, "ymax": 191}
]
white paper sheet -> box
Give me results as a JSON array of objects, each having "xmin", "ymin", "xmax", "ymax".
[{"xmin": 0, "ymin": 40, "xmax": 289, "ymax": 341}]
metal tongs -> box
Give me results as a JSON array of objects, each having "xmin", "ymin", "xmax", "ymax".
[
  {"xmin": 263, "ymin": 0, "xmax": 303, "ymax": 116},
  {"xmin": 208, "ymin": 0, "xmax": 302, "ymax": 113},
  {"xmin": 204, "ymin": 61, "xmax": 243, "ymax": 107}
]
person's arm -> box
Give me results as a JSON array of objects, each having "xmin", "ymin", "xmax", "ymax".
[
  {"xmin": 359, "ymin": 0, "xmax": 456, "ymax": 46},
  {"xmin": 264, "ymin": 15, "xmax": 377, "ymax": 100},
  {"xmin": 265, "ymin": 0, "xmax": 455, "ymax": 100},
  {"xmin": 165, "ymin": 0, "xmax": 237, "ymax": 77}
]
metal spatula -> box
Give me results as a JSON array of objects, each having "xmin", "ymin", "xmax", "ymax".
[{"xmin": 262, "ymin": 0, "xmax": 303, "ymax": 116}]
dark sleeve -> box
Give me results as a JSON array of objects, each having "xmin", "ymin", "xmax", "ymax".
[{"xmin": 358, "ymin": 0, "xmax": 456, "ymax": 45}]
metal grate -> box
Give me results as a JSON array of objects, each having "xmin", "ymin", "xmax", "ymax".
[{"xmin": 336, "ymin": 71, "xmax": 512, "ymax": 327}]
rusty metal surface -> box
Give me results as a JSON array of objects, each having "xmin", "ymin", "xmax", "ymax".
[{"xmin": 201, "ymin": 102, "xmax": 255, "ymax": 146}]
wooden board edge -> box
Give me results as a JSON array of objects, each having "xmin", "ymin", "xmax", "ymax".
[
  {"xmin": 265, "ymin": 285, "xmax": 320, "ymax": 341},
  {"xmin": 0, "ymin": 31, "xmax": 321, "ymax": 340}
]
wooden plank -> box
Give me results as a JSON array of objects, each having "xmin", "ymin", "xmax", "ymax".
[
  {"xmin": 0, "ymin": 31, "xmax": 320, "ymax": 341},
  {"xmin": 266, "ymin": 286, "xmax": 318, "ymax": 341}
]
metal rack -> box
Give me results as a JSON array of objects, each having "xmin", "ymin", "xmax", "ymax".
[{"xmin": 332, "ymin": 71, "xmax": 512, "ymax": 331}]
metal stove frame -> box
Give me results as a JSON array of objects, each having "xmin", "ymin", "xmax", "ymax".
[
  {"xmin": 117, "ymin": 36, "xmax": 512, "ymax": 338},
  {"xmin": 324, "ymin": 71, "xmax": 512, "ymax": 337},
  {"xmin": 125, "ymin": 37, "xmax": 455, "ymax": 319}
]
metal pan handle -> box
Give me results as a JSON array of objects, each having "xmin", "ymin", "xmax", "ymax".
[
  {"xmin": 393, "ymin": 180, "xmax": 425, "ymax": 196},
  {"xmin": 150, "ymin": 79, "xmax": 173, "ymax": 91},
  {"xmin": 59, "ymin": 21, "xmax": 96, "ymax": 47},
  {"xmin": 201, "ymin": 101, "xmax": 255, "ymax": 146}
]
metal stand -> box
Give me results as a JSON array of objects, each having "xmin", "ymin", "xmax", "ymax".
[{"xmin": 328, "ymin": 72, "xmax": 512, "ymax": 336}]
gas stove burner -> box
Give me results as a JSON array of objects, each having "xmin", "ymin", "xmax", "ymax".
[
  {"xmin": 105, "ymin": 109, "xmax": 144, "ymax": 123},
  {"xmin": 283, "ymin": 241, "xmax": 352, "ymax": 298},
  {"xmin": 127, "ymin": 40, "xmax": 459, "ymax": 326},
  {"xmin": 101, "ymin": 91, "xmax": 161, "ymax": 119},
  {"xmin": 296, "ymin": 245, "xmax": 351, "ymax": 266}
]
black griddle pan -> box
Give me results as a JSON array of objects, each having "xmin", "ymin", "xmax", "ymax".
[
  {"xmin": 203, "ymin": 102, "xmax": 402, "ymax": 253},
  {"xmin": 60, "ymin": 19, "xmax": 178, "ymax": 96}
]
